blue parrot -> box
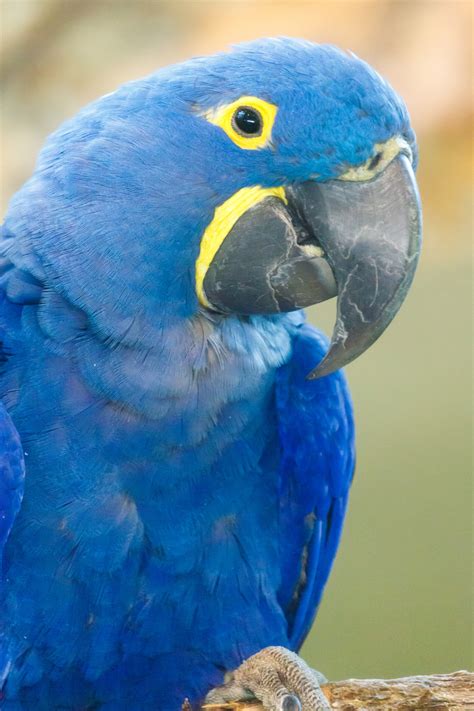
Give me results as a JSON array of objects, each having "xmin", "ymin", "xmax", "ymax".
[{"xmin": 0, "ymin": 38, "xmax": 421, "ymax": 711}]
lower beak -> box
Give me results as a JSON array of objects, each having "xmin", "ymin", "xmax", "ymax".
[{"xmin": 202, "ymin": 154, "xmax": 422, "ymax": 378}]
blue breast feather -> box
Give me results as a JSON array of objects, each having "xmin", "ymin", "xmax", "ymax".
[
  {"xmin": 0, "ymin": 277, "xmax": 354, "ymax": 710},
  {"xmin": 0, "ymin": 36, "xmax": 383, "ymax": 710}
]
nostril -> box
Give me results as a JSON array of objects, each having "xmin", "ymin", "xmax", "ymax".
[{"xmin": 368, "ymin": 151, "xmax": 383, "ymax": 171}]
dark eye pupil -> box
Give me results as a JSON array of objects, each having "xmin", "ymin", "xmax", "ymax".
[{"xmin": 233, "ymin": 107, "xmax": 262, "ymax": 135}]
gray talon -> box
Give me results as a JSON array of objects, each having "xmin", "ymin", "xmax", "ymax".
[{"xmin": 282, "ymin": 694, "xmax": 302, "ymax": 711}]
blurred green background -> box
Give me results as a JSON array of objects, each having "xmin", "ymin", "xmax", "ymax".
[{"xmin": 1, "ymin": 0, "xmax": 472, "ymax": 681}]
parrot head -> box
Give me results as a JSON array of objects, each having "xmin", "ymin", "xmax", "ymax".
[{"xmin": 3, "ymin": 38, "xmax": 421, "ymax": 377}]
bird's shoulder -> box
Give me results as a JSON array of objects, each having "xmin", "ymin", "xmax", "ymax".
[
  {"xmin": 0, "ymin": 400, "xmax": 25, "ymax": 564},
  {"xmin": 0, "ymin": 283, "xmax": 25, "ymax": 563}
]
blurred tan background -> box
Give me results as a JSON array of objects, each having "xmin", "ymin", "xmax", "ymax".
[{"xmin": 1, "ymin": 0, "xmax": 472, "ymax": 681}]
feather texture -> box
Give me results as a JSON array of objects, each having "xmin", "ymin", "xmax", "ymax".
[{"xmin": 0, "ymin": 36, "xmax": 412, "ymax": 710}]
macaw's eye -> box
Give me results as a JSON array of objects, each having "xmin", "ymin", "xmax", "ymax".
[
  {"xmin": 205, "ymin": 96, "xmax": 277, "ymax": 150},
  {"xmin": 232, "ymin": 107, "xmax": 263, "ymax": 136}
]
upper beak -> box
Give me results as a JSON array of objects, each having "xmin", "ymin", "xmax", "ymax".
[{"xmin": 201, "ymin": 153, "xmax": 422, "ymax": 378}]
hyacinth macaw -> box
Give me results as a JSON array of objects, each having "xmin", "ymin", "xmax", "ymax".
[{"xmin": 0, "ymin": 38, "xmax": 421, "ymax": 711}]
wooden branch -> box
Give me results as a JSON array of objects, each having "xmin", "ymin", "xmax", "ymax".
[{"xmin": 195, "ymin": 670, "xmax": 473, "ymax": 710}]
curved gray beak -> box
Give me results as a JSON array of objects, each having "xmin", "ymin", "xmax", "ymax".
[
  {"xmin": 202, "ymin": 154, "xmax": 422, "ymax": 378},
  {"xmin": 288, "ymin": 154, "xmax": 422, "ymax": 378}
]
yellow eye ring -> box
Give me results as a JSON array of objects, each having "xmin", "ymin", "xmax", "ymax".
[{"xmin": 204, "ymin": 96, "xmax": 278, "ymax": 150}]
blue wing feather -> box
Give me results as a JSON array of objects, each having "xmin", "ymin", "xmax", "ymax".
[
  {"xmin": 0, "ymin": 399, "xmax": 25, "ymax": 574},
  {"xmin": 0, "ymin": 286, "xmax": 25, "ymax": 572},
  {"xmin": 276, "ymin": 322, "xmax": 355, "ymax": 650}
]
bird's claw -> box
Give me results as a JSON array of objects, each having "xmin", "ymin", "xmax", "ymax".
[{"xmin": 204, "ymin": 646, "xmax": 330, "ymax": 711}]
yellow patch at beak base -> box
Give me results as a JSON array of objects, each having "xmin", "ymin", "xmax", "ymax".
[
  {"xmin": 339, "ymin": 136, "xmax": 412, "ymax": 181},
  {"xmin": 196, "ymin": 186, "xmax": 287, "ymax": 308}
]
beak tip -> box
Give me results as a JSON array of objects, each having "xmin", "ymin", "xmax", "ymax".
[
  {"xmin": 305, "ymin": 359, "xmax": 334, "ymax": 380},
  {"xmin": 303, "ymin": 153, "xmax": 421, "ymax": 380}
]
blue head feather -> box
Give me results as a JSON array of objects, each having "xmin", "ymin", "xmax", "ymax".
[{"xmin": 2, "ymin": 38, "xmax": 414, "ymax": 349}]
